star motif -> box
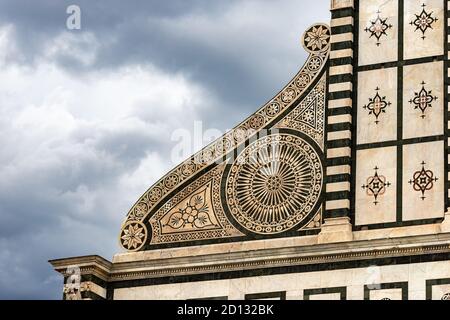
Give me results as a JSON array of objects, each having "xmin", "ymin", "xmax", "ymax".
[
  {"xmin": 365, "ymin": 11, "xmax": 393, "ymax": 46},
  {"xmin": 362, "ymin": 167, "xmax": 391, "ymax": 205},
  {"xmin": 304, "ymin": 25, "xmax": 331, "ymax": 52},
  {"xmin": 409, "ymin": 162, "xmax": 438, "ymax": 200},
  {"xmin": 121, "ymin": 223, "xmax": 145, "ymax": 250},
  {"xmin": 410, "ymin": 3, "xmax": 438, "ymax": 40},
  {"xmin": 363, "ymin": 87, "xmax": 391, "ymax": 124},
  {"xmin": 409, "ymin": 81, "xmax": 437, "ymax": 119}
]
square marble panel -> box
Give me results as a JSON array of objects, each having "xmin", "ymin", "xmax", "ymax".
[
  {"xmin": 357, "ymin": 67, "xmax": 398, "ymax": 145},
  {"xmin": 404, "ymin": 0, "xmax": 444, "ymax": 60},
  {"xmin": 403, "ymin": 61, "xmax": 444, "ymax": 139},
  {"xmin": 431, "ymin": 284, "xmax": 450, "ymax": 300},
  {"xmin": 359, "ymin": 0, "xmax": 398, "ymax": 66},
  {"xmin": 369, "ymin": 288, "xmax": 403, "ymax": 300},
  {"xmin": 402, "ymin": 141, "xmax": 445, "ymax": 221},
  {"xmin": 355, "ymin": 147, "xmax": 397, "ymax": 226}
]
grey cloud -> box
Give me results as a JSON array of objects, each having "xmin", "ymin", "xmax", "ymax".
[{"xmin": 0, "ymin": 0, "xmax": 329, "ymax": 123}]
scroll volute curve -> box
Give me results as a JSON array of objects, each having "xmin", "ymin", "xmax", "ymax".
[{"xmin": 119, "ymin": 23, "xmax": 331, "ymax": 252}]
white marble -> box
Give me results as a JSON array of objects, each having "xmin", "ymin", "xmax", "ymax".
[
  {"xmin": 357, "ymin": 67, "xmax": 398, "ymax": 145},
  {"xmin": 355, "ymin": 146, "xmax": 397, "ymax": 226},
  {"xmin": 431, "ymin": 284, "xmax": 450, "ymax": 300},
  {"xmin": 308, "ymin": 293, "xmax": 341, "ymax": 300},
  {"xmin": 359, "ymin": 0, "xmax": 398, "ymax": 66},
  {"xmin": 402, "ymin": 141, "xmax": 445, "ymax": 221},
  {"xmin": 403, "ymin": 61, "xmax": 444, "ymax": 139},
  {"xmin": 369, "ymin": 288, "xmax": 403, "ymax": 300},
  {"xmin": 404, "ymin": 0, "xmax": 444, "ymax": 60}
]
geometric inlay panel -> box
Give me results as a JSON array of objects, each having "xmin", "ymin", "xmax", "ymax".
[
  {"xmin": 404, "ymin": 0, "xmax": 444, "ymax": 60},
  {"xmin": 355, "ymin": 146, "xmax": 397, "ymax": 226},
  {"xmin": 225, "ymin": 133, "xmax": 323, "ymax": 235},
  {"xmin": 402, "ymin": 141, "xmax": 444, "ymax": 222},
  {"xmin": 149, "ymin": 165, "xmax": 244, "ymax": 245},
  {"xmin": 359, "ymin": 0, "xmax": 398, "ymax": 66},
  {"xmin": 403, "ymin": 61, "xmax": 444, "ymax": 139},
  {"xmin": 160, "ymin": 181, "xmax": 221, "ymax": 234},
  {"xmin": 357, "ymin": 67, "xmax": 398, "ymax": 145},
  {"xmin": 276, "ymin": 75, "xmax": 326, "ymax": 150}
]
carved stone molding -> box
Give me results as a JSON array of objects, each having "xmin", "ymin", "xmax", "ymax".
[{"xmin": 51, "ymin": 233, "xmax": 450, "ymax": 284}]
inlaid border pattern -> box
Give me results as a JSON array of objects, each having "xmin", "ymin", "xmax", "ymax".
[{"xmin": 325, "ymin": 4, "xmax": 355, "ymax": 220}]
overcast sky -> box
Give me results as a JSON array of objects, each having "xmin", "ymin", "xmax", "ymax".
[{"xmin": 0, "ymin": 0, "xmax": 329, "ymax": 299}]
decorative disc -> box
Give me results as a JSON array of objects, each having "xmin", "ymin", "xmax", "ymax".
[
  {"xmin": 119, "ymin": 221, "xmax": 148, "ymax": 251},
  {"xmin": 302, "ymin": 23, "xmax": 331, "ymax": 53},
  {"xmin": 225, "ymin": 134, "xmax": 322, "ymax": 234}
]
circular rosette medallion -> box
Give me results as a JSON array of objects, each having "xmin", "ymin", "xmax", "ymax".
[
  {"xmin": 302, "ymin": 23, "xmax": 331, "ymax": 54},
  {"xmin": 225, "ymin": 134, "xmax": 323, "ymax": 235},
  {"xmin": 119, "ymin": 221, "xmax": 148, "ymax": 251}
]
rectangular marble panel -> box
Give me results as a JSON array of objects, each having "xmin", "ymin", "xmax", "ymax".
[
  {"xmin": 359, "ymin": 0, "xmax": 398, "ymax": 66},
  {"xmin": 308, "ymin": 293, "xmax": 341, "ymax": 300},
  {"xmin": 357, "ymin": 67, "xmax": 398, "ymax": 145},
  {"xmin": 431, "ymin": 283, "xmax": 450, "ymax": 300},
  {"xmin": 403, "ymin": 61, "xmax": 444, "ymax": 139},
  {"xmin": 402, "ymin": 141, "xmax": 445, "ymax": 221},
  {"xmin": 369, "ymin": 288, "xmax": 403, "ymax": 300},
  {"xmin": 404, "ymin": 0, "xmax": 444, "ymax": 60},
  {"xmin": 356, "ymin": 147, "xmax": 397, "ymax": 226}
]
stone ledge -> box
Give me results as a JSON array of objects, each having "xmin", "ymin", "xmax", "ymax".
[
  {"xmin": 49, "ymin": 229, "xmax": 450, "ymax": 283},
  {"xmin": 107, "ymin": 238, "xmax": 450, "ymax": 282},
  {"xmin": 49, "ymin": 255, "xmax": 112, "ymax": 281},
  {"xmin": 112, "ymin": 222, "xmax": 444, "ymax": 264}
]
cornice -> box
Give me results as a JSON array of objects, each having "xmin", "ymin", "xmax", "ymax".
[
  {"xmin": 108, "ymin": 233, "xmax": 450, "ymax": 281},
  {"xmin": 50, "ymin": 232, "xmax": 450, "ymax": 283}
]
